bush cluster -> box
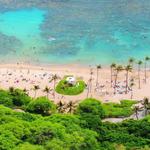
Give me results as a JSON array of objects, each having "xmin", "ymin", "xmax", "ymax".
[
  {"xmin": 0, "ymin": 89, "xmax": 149, "ymax": 150},
  {"xmin": 103, "ymin": 100, "xmax": 137, "ymax": 118}
]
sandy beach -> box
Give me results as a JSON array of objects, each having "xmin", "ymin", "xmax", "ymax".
[{"xmin": 0, "ymin": 63, "xmax": 149, "ymax": 104}]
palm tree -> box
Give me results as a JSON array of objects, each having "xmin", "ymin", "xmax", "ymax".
[
  {"xmin": 86, "ymin": 83, "xmax": 89, "ymax": 98},
  {"xmin": 110, "ymin": 63, "xmax": 116, "ymax": 87},
  {"xmin": 144, "ymin": 56, "xmax": 150, "ymax": 84},
  {"xmin": 88, "ymin": 78, "xmax": 92, "ymax": 94},
  {"xmin": 23, "ymin": 88, "xmax": 28, "ymax": 95},
  {"xmin": 66, "ymin": 101, "xmax": 77, "ymax": 113},
  {"xmin": 23, "ymin": 88, "xmax": 27, "ymax": 93},
  {"xmin": 9, "ymin": 86, "xmax": 15, "ymax": 93},
  {"xmin": 57, "ymin": 100, "xmax": 66, "ymax": 113},
  {"xmin": 114, "ymin": 65, "xmax": 123, "ymax": 94},
  {"xmin": 128, "ymin": 57, "xmax": 135, "ymax": 68},
  {"xmin": 43, "ymin": 86, "xmax": 52, "ymax": 98},
  {"xmin": 33, "ymin": 85, "xmax": 40, "ymax": 98},
  {"xmin": 134, "ymin": 106, "xmax": 140, "ymax": 120},
  {"xmin": 50, "ymin": 74, "xmax": 59, "ymax": 99},
  {"xmin": 130, "ymin": 82, "xmax": 134, "ymax": 99},
  {"xmin": 96, "ymin": 65, "xmax": 101, "ymax": 86},
  {"xmin": 142, "ymin": 97, "xmax": 150, "ymax": 116},
  {"xmin": 90, "ymin": 68, "xmax": 93, "ymax": 78},
  {"xmin": 124, "ymin": 65, "xmax": 132, "ymax": 94},
  {"xmin": 137, "ymin": 60, "xmax": 143, "ymax": 89},
  {"xmin": 89, "ymin": 68, "xmax": 93, "ymax": 93},
  {"xmin": 129, "ymin": 78, "xmax": 135, "ymax": 99}
]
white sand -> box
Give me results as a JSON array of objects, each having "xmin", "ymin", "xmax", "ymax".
[{"xmin": 0, "ymin": 63, "xmax": 149, "ymax": 103}]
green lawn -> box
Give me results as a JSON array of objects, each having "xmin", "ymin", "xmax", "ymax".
[
  {"xmin": 103, "ymin": 100, "xmax": 137, "ymax": 118},
  {"xmin": 56, "ymin": 78, "xmax": 86, "ymax": 95}
]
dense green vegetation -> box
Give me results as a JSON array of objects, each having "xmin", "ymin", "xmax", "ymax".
[
  {"xmin": 103, "ymin": 100, "xmax": 137, "ymax": 118},
  {"xmin": 0, "ymin": 89, "xmax": 150, "ymax": 150},
  {"xmin": 0, "ymin": 89, "xmax": 31, "ymax": 108},
  {"xmin": 26, "ymin": 97, "xmax": 56, "ymax": 116},
  {"xmin": 55, "ymin": 77, "xmax": 85, "ymax": 95}
]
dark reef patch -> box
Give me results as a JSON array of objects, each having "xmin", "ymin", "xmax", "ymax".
[
  {"xmin": 0, "ymin": 0, "xmax": 71, "ymax": 11},
  {"xmin": 0, "ymin": 33, "xmax": 22, "ymax": 54},
  {"xmin": 42, "ymin": 39, "xmax": 79, "ymax": 57}
]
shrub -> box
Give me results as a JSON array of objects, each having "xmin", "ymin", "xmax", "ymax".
[
  {"xmin": 1, "ymin": 121, "xmax": 31, "ymax": 140},
  {"xmin": 0, "ymin": 130, "xmax": 20, "ymax": 150},
  {"xmin": 0, "ymin": 105, "xmax": 13, "ymax": 115},
  {"xmin": 10, "ymin": 89, "xmax": 31, "ymax": 107},
  {"xmin": 0, "ymin": 90, "xmax": 13, "ymax": 107},
  {"xmin": 26, "ymin": 97, "xmax": 56, "ymax": 116},
  {"xmin": 13, "ymin": 142, "xmax": 44, "ymax": 150},
  {"xmin": 76, "ymin": 98, "xmax": 105, "ymax": 118},
  {"xmin": 13, "ymin": 112, "xmax": 40, "ymax": 122},
  {"xmin": 0, "ymin": 101, "xmax": 150, "ymax": 150},
  {"xmin": 28, "ymin": 121, "xmax": 65, "ymax": 145},
  {"xmin": 44, "ymin": 114, "xmax": 83, "ymax": 132},
  {"xmin": 75, "ymin": 98, "xmax": 105, "ymax": 130},
  {"xmin": 103, "ymin": 100, "xmax": 137, "ymax": 118}
]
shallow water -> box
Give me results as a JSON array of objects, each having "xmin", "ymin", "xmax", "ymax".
[{"xmin": 0, "ymin": 1, "xmax": 150, "ymax": 66}]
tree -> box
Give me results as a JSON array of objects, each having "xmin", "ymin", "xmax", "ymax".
[
  {"xmin": 124, "ymin": 65, "xmax": 132, "ymax": 94},
  {"xmin": 133, "ymin": 106, "xmax": 140, "ymax": 120},
  {"xmin": 142, "ymin": 97, "xmax": 150, "ymax": 116},
  {"xmin": 75, "ymin": 98, "xmax": 105, "ymax": 130},
  {"xmin": 57, "ymin": 101, "xmax": 66, "ymax": 113},
  {"xmin": 87, "ymin": 78, "xmax": 92, "ymax": 98},
  {"xmin": 43, "ymin": 86, "xmax": 52, "ymax": 98},
  {"xmin": 89, "ymin": 68, "xmax": 94, "ymax": 93},
  {"xmin": 28, "ymin": 122, "xmax": 61, "ymax": 145},
  {"xmin": 26, "ymin": 97, "xmax": 56, "ymax": 116},
  {"xmin": 0, "ymin": 105, "xmax": 101, "ymax": 150},
  {"xmin": 128, "ymin": 57, "xmax": 135, "ymax": 68},
  {"xmin": 66, "ymin": 101, "xmax": 77, "ymax": 114},
  {"xmin": 0, "ymin": 130, "xmax": 19, "ymax": 150},
  {"xmin": 114, "ymin": 65, "xmax": 123, "ymax": 94},
  {"xmin": 50, "ymin": 74, "xmax": 59, "ymax": 99},
  {"xmin": 90, "ymin": 68, "xmax": 94, "ymax": 79},
  {"xmin": 9, "ymin": 89, "xmax": 31, "ymax": 107},
  {"xmin": 33, "ymin": 85, "xmax": 40, "ymax": 98},
  {"xmin": 23, "ymin": 88, "xmax": 28, "ymax": 95},
  {"xmin": 144, "ymin": 56, "xmax": 150, "ymax": 84},
  {"xmin": 137, "ymin": 60, "xmax": 143, "ymax": 89},
  {"xmin": 0, "ymin": 90, "xmax": 13, "ymax": 107},
  {"xmin": 44, "ymin": 129, "xmax": 99, "ymax": 150},
  {"xmin": 14, "ymin": 142, "xmax": 44, "ymax": 150},
  {"xmin": 110, "ymin": 63, "xmax": 116, "ymax": 87},
  {"xmin": 9, "ymin": 86, "xmax": 15, "ymax": 93},
  {"xmin": 114, "ymin": 144, "xmax": 126, "ymax": 150},
  {"xmin": 129, "ymin": 79, "xmax": 135, "ymax": 99},
  {"xmin": 96, "ymin": 65, "xmax": 101, "ymax": 86}
]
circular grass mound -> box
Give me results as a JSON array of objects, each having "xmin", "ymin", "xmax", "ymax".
[{"xmin": 56, "ymin": 78, "xmax": 86, "ymax": 95}]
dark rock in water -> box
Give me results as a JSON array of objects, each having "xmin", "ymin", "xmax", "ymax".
[
  {"xmin": 41, "ymin": 38, "xmax": 80, "ymax": 57},
  {"xmin": 0, "ymin": 32, "xmax": 22, "ymax": 54}
]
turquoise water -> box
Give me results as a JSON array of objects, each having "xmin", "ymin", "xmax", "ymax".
[
  {"xmin": 0, "ymin": 1, "xmax": 150, "ymax": 66},
  {"xmin": 0, "ymin": 8, "xmax": 45, "ymax": 63}
]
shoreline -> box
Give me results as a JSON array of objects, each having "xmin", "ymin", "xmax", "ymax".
[
  {"xmin": 0, "ymin": 60, "xmax": 114, "ymax": 70},
  {"xmin": 0, "ymin": 63, "xmax": 149, "ymax": 103}
]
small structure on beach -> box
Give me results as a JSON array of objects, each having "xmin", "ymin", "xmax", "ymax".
[{"xmin": 66, "ymin": 76, "xmax": 76, "ymax": 85}]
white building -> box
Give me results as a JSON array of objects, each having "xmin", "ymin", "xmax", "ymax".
[{"xmin": 66, "ymin": 76, "xmax": 76, "ymax": 85}]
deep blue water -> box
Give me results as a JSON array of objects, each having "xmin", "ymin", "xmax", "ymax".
[{"xmin": 0, "ymin": 0, "xmax": 150, "ymax": 65}]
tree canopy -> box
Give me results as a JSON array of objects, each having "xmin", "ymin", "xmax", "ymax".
[{"xmin": 0, "ymin": 89, "xmax": 149, "ymax": 150}]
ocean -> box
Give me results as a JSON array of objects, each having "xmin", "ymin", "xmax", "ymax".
[{"xmin": 0, "ymin": 0, "xmax": 150, "ymax": 66}]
